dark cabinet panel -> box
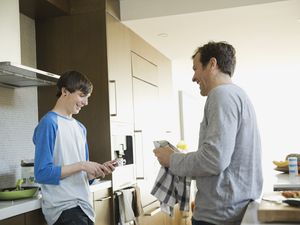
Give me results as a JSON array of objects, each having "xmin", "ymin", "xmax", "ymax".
[
  {"xmin": 25, "ymin": 209, "xmax": 47, "ymax": 225},
  {"xmin": 0, "ymin": 214, "xmax": 25, "ymax": 225},
  {"xmin": 36, "ymin": 4, "xmax": 112, "ymax": 164}
]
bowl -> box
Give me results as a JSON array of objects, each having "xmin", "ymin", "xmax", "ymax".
[{"xmin": 0, "ymin": 187, "xmax": 39, "ymax": 200}]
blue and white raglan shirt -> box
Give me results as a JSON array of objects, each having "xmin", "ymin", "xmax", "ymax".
[{"xmin": 33, "ymin": 111, "xmax": 94, "ymax": 225}]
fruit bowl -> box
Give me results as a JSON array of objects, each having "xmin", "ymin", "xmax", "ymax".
[{"xmin": 0, "ymin": 187, "xmax": 39, "ymax": 200}]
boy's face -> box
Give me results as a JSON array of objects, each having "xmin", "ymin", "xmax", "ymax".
[{"xmin": 63, "ymin": 89, "xmax": 91, "ymax": 116}]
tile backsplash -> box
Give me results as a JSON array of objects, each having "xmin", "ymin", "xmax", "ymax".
[{"xmin": 0, "ymin": 87, "xmax": 38, "ymax": 189}]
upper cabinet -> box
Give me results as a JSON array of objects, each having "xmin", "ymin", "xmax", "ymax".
[
  {"xmin": 106, "ymin": 13, "xmax": 133, "ymax": 124},
  {"xmin": 131, "ymin": 52, "xmax": 158, "ymax": 86}
]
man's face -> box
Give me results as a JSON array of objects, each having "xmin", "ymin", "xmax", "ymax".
[
  {"xmin": 192, "ymin": 52, "xmax": 210, "ymax": 96},
  {"xmin": 64, "ymin": 89, "xmax": 91, "ymax": 116}
]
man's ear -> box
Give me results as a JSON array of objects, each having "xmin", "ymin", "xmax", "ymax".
[{"xmin": 209, "ymin": 57, "xmax": 218, "ymax": 70}]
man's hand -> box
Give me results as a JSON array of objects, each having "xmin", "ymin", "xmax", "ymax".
[{"xmin": 153, "ymin": 146, "xmax": 174, "ymax": 167}]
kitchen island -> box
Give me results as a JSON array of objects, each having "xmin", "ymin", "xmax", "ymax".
[
  {"xmin": 0, "ymin": 180, "xmax": 111, "ymax": 221},
  {"xmin": 241, "ymin": 200, "xmax": 298, "ymax": 225},
  {"xmin": 242, "ymin": 172, "xmax": 300, "ymax": 225}
]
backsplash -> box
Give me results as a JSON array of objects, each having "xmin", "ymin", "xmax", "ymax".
[
  {"xmin": 0, "ymin": 87, "xmax": 38, "ymax": 189},
  {"xmin": 0, "ymin": 13, "xmax": 38, "ymax": 189}
]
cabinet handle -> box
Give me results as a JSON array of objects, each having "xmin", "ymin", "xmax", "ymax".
[
  {"xmin": 109, "ymin": 80, "xmax": 117, "ymax": 116},
  {"xmin": 144, "ymin": 207, "xmax": 161, "ymax": 216},
  {"xmin": 95, "ymin": 196, "xmax": 112, "ymax": 202},
  {"xmin": 134, "ymin": 130, "xmax": 144, "ymax": 179}
]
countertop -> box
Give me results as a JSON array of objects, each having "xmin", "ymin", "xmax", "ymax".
[
  {"xmin": 241, "ymin": 173, "xmax": 300, "ymax": 225},
  {"xmin": 0, "ymin": 180, "xmax": 111, "ymax": 220},
  {"xmin": 241, "ymin": 200, "xmax": 298, "ymax": 225}
]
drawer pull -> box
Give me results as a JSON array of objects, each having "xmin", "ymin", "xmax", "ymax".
[
  {"xmin": 144, "ymin": 207, "xmax": 160, "ymax": 216},
  {"xmin": 95, "ymin": 196, "xmax": 112, "ymax": 201}
]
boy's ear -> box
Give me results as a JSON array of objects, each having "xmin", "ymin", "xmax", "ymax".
[{"xmin": 61, "ymin": 87, "xmax": 68, "ymax": 96}]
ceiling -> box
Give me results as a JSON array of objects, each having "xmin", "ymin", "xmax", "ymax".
[{"xmin": 119, "ymin": 0, "xmax": 300, "ymax": 61}]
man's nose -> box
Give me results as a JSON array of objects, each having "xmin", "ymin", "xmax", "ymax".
[{"xmin": 192, "ymin": 74, "xmax": 196, "ymax": 82}]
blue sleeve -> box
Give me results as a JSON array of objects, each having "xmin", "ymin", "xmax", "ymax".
[{"xmin": 33, "ymin": 113, "xmax": 61, "ymax": 185}]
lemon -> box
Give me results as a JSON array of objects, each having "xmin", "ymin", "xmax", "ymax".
[{"xmin": 176, "ymin": 140, "xmax": 188, "ymax": 150}]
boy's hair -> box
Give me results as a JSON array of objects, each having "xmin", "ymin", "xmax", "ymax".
[
  {"xmin": 56, "ymin": 71, "xmax": 93, "ymax": 98},
  {"xmin": 193, "ymin": 41, "xmax": 236, "ymax": 77}
]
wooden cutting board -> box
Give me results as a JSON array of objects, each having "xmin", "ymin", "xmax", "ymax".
[{"xmin": 258, "ymin": 193, "xmax": 300, "ymax": 222}]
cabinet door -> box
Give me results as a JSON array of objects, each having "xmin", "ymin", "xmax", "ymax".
[
  {"xmin": 0, "ymin": 214, "xmax": 24, "ymax": 225},
  {"xmin": 93, "ymin": 188, "xmax": 112, "ymax": 225},
  {"xmin": 94, "ymin": 198, "xmax": 112, "ymax": 225},
  {"xmin": 139, "ymin": 202, "xmax": 168, "ymax": 225},
  {"xmin": 165, "ymin": 204, "xmax": 191, "ymax": 225},
  {"xmin": 139, "ymin": 212, "xmax": 168, "ymax": 225},
  {"xmin": 132, "ymin": 77, "xmax": 161, "ymax": 207},
  {"xmin": 25, "ymin": 209, "xmax": 47, "ymax": 225},
  {"xmin": 106, "ymin": 13, "xmax": 133, "ymax": 124}
]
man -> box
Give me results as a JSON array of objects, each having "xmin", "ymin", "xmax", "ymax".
[
  {"xmin": 33, "ymin": 71, "xmax": 116, "ymax": 225},
  {"xmin": 154, "ymin": 41, "xmax": 263, "ymax": 225}
]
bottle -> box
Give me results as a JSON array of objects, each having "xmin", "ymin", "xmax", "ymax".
[{"xmin": 288, "ymin": 156, "xmax": 298, "ymax": 176}]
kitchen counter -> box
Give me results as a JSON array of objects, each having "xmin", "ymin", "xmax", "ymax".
[
  {"xmin": 273, "ymin": 173, "xmax": 300, "ymax": 190},
  {"xmin": 0, "ymin": 180, "xmax": 111, "ymax": 220},
  {"xmin": 241, "ymin": 200, "xmax": 297, "ymax": 225},
  {"xmin": 242, "ymin": 172, "xmax": 300, "ymax": 225},
  {"xmin": 0, "ymin": 193, "xmax": 42, "ymax": 220}
]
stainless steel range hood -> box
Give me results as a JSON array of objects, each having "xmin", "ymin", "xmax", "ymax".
[{"xmin": 0, "ymin": 61, "xmax": 60, "ymax": 88}]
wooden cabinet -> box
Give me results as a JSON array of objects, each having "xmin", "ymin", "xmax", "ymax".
[
  {"xmin": 0, "ymin": 209, "xmax": 46, "ymax": 225},
  {"xmin": 132, "ymin": 74, "xmax": 161, "ymax": 206},
  {"xmin": 139, "ymin": 204, "xmax": 191, "ymax": 225},
  {"xmin": 25, "ymin": 209, "xmax": 47, "ymax": 225},
  {"xmin": 93, "ymin": 188, "xmax": 113, "ymax": 225},
  {"xmin": 166, "ymin": 204, "xmax": 192, "ymax": 225},
  {"xmin": 0, "ymin": 214, "xmax": 24, "ymax": 225},
  {"xmin": 139, "ymin": 212, "xmax": 169, "ymax": 225},
  {"xmin": 106, "ymin": 13, "xmax": 133, "ymax": 124},
  {"xmin": 138, "ymin": 202, "xmax": 168, "ymax": 225}
]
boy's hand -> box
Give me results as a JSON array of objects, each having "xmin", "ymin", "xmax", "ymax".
[
  {"xmin": 103, "ymin": 160, "xmax": 117, "ymax": 174},
  {"xmin": 83, "ymin": 161, "xmax": 109, "ymax": 178}
]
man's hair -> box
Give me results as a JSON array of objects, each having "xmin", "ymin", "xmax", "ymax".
[
  {"xmin": 56, "ymin": 71, "xmax": 93, "ymax": 98},
  {"xmin": 193, "ymin": 41, "xmax": 236, "ymax": 77}
]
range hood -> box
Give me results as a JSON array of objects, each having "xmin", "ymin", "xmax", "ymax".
[{"xmin": 0, "ymin": 61, "xmax": 60, "ymax": 88}]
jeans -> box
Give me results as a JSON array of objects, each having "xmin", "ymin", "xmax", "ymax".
[
  {"xmin": 192, "ymin": 217, "xmax": 216, "ymax": 225},
  {"xmin": 54, "ymin": 206, "xmax": 94, "ymax": 225}
]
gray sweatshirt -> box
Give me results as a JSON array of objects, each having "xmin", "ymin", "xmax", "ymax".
[{"xmin": 170, "ymin": 84, "xmax": 263, "ymax": 225}]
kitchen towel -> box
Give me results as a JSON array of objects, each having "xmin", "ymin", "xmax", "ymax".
[
  {"xmin": 151, "ymin": 140, "xmax": 191, "ymax": 216},
  {"xmin": 133, "ymin": 186, "xmax": 144, "ymax": 217},
  {"xmin": 116, "ymin": 188, "xmax": 138, "ymax": 225}
]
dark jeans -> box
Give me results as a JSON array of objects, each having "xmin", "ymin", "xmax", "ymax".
[
  {"xmin": 54, "ymin": 206, "xmax": 94, "ymax": 225},
  {"xmin": 192, "ymin": 217, "xmax": 215, "ymax": 225}
]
